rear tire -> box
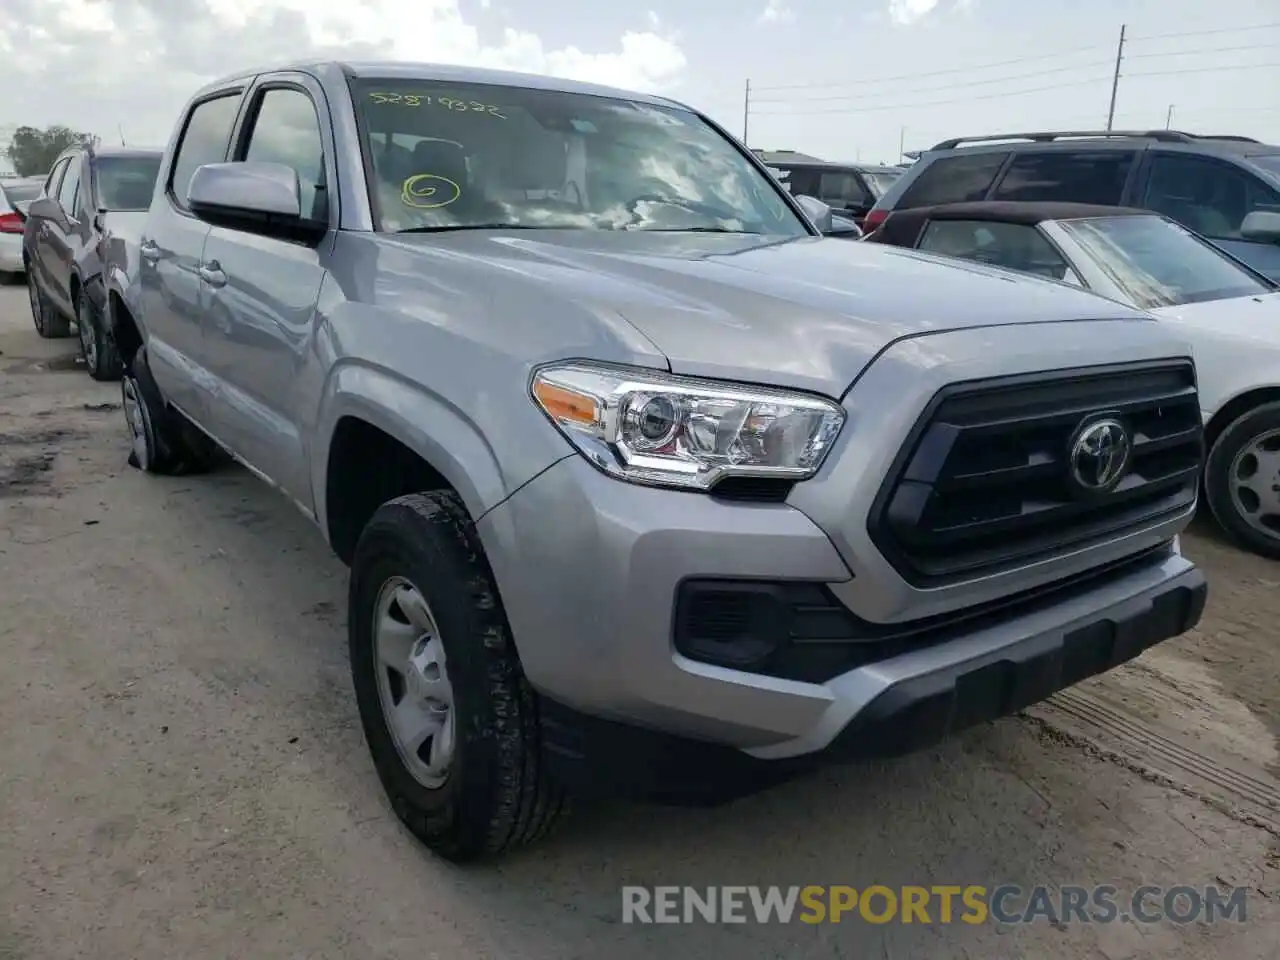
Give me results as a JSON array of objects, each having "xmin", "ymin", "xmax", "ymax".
[
  {"xmin": 349, "ymin": 491, "xmax": 568, "ymax": 862},
  {"xmin": 121, "ymin": 345, "xmax": 221, "ymax": 475},
  {"xmin": 77, "ymin": 287, "xmax": 122, "ymax": 381},
  {"xmin": 28, "ymin": 271, "xmax": 71, "ymax": 338},
  {"xmin": 1205, "ymin": 401, "xmax": 1280, "ymax": 560}
]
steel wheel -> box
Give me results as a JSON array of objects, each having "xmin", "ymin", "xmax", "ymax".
[
  {"xmin": 373, "ymin": 576, "xmax": 456, "ymax": 789},
  {"xmin": 1227, "ymin": 426, "xmax": 1280, "ymax": 541},
  {"xmin": 121, "ymin": 374, "xmax": 153, "ymax": 471},
  {"xmin": 78, "ymin": 295, "xmax": 98, "ymax": 371}
]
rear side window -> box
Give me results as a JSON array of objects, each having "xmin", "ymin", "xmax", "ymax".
[
  {"xmin": 44, "ymin": 159, "xmax": 69, "ymax": 198},
  {"xmin": 169, "ymin": 94, "xmax": 243, "ymax": 209},
  {"xmin": 897, "ymin": 152, "xmax": 1008, "ymax": 209},
  {"xmin": 817, "ymin": 171, "xmax": 871, "ymax": 208},
  {"xmin": 918, "ymin": 219, "xmax": 1073, "ymax": 281},
  {"xmin": 993, "ymin": 151, "xmax": 1135, "ymax": 204},
  {"xmin": 57, "ymin": 156, "xmax": 82, "ymax": 217}
]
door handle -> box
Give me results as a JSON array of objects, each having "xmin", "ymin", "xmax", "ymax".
[
  {"xmin": 139, "ymin": 239, "xmax": 160, "ymax": 263},
  {"xmin": 198, "ymin": 260, "xmax": 226, "ymax": 288}
]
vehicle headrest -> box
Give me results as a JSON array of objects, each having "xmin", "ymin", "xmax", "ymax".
[{"xmin": 410, "ymin": 140, "xmax": 468, "ymax": 187}]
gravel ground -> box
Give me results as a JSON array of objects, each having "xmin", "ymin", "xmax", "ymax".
[{"xmin": 1, "ymin": 281, "xmax": 1276, "ymax": 959}]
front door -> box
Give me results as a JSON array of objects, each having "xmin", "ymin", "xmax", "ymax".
[
  {"xmin": 198, "ymin": 78, "xmax": 332, "ymax": 505},
  {"xmin": 137, "ymin": 91, "xmax": 243, "ymax": 419}
]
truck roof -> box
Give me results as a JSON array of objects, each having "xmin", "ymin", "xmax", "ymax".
[{"xmin": 199, "ymin": 60, "xmax": 691, "ymax": 113}]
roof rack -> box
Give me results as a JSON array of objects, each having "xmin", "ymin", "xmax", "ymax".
[
  {"xmin": 929, "ymin": 130, "xmax": 1198, "ymax": 150},
  {"xmin": 1194, "ymin": 134, "xmax": 1260, "ymax": 143}
]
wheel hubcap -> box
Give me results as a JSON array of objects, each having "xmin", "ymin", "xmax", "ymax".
[
  {"xmin": 373, "ymin": 577, "xmax": 455, "ymax": 789},
  {"xmin": 121, "ymin": 376, "xmax": 149, "ymax": 468},
  {"xmin": 1228, "ymin": 427, "xmax": 1280, "ymax": 540}
]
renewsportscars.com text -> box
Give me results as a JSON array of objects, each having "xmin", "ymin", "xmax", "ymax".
[{"xmin": 621, "ymin": 884, "xmax": 1248, "ymax": 925}]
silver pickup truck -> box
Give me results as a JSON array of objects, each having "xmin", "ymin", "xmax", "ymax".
[{"xmin": 105, "ymin": 60, "xmax": 1208, "ymax": 862}]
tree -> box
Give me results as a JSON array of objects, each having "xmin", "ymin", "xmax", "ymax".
[{"xmin": 4, "ymin": 126, "xmax": 94, "ymax": 177}]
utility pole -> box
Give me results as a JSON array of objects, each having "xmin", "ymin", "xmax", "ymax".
[
  {"xmin": 742, "ymin": 79, "xmax": 750, "ymax": 145},
  {"xmin": 118, "ymin": 124, "xmax": 126, "ymax": 146},
  {"xmin": 1165, "ymin": 104, "xmax": 1175, "ymax": 129},
  {"xmin": 898, "ymin": 126, "xmax": 906, "ymax": 161},
  {"xmin": 1105, "ymin": 24, "xmax": 1126, "ymax": 131}
]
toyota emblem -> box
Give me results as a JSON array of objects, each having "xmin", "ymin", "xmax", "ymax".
[{"xmin": 1069, "ymin": 418, "xmax": 1132, "ymax": 493}]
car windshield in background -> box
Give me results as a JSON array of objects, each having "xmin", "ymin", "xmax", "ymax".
[
  {"xmin": 1058, "ymin": 214, "xmax": 1273, "ymax": 309},
  {"xmin": 861, "ymin": 170, "xmax": 901, "ymax": 198},
  {"xmin": 1, "ymin": 179, "xmax": 44, "ymax": 204},
  {"xmin": 96, "ymin": 155, "xmax": 162, "ymax": 211},
  {"xmin": 352, "ymin": 80, "xmax": 808, "ymax": 236}
]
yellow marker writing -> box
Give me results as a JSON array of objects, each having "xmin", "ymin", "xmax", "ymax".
[{"xmin": 401, "ymin": 173, "xmax": 462, "ymax": 210}]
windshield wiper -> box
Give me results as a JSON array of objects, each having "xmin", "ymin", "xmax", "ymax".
[
  {"xmin": 395, "ymin": 223, "xmax": 558, "ymax": 234},
  {"xmin": 640, "ymin": 226, "xmax": 761, "ymax": 234}
]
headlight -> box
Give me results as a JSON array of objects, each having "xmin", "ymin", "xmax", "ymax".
[{"xmin": 531, "ymin": 362, "xmax": 845, "ymax": 490}]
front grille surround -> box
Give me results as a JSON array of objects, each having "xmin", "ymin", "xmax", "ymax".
[{"xmin": 868, "ymin": 360, "xmax": 1202, "ymax": 587}]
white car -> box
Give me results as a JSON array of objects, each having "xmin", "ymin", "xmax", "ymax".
[{"xmin": 867, "ymin": 201, "xmax": 1280, "ymax": 559}]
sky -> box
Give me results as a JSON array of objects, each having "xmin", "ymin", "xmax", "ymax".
[{"xmin": 0, "ymin": 0, "xmax": 1276, "ymax": 167}]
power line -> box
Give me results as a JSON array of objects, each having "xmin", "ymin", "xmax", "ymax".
[
  {"xmin": 751, "ymin": 59, "xmax": 1116, "ymax": 104},
  {"xmin": 1124, "ymin": 43, "xmax": 1276, "ymax": 61},
  {"xmin": 749, "ymin": 76, "xmax": 1112, "ymax": 117},
  {"xmin": 1126, "ymin": 21, "xmax": 1280, "ymax": 43},
  {"xmin": 750, "ymin": 44, "xmax": 1108, "ymax": 92},
  {"xmin": 748, "ymin": 60, "xmax": 1277, "ymax": 118}
]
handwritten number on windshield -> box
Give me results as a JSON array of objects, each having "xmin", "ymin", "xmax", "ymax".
[{"xmin": 369, "ymin": 92, "xmax": 507, "ymax": 119}]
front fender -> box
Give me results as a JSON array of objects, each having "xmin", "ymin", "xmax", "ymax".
[{"xmin": 312, "ymin": 361, "xmax": 524, "ymax": 534}]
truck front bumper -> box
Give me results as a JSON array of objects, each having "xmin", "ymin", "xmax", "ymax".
[{"xmin": 478, "ymin": 456, "xmax": 1205, "ymax": 800}]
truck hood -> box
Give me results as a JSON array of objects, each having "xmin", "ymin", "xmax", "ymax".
[{"xmin": 395, "ymin": 230, "xmax": 1151, "ymax": 396}]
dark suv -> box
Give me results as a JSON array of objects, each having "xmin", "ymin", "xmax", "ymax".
[
  {"xmin": 764, "ymin": 158, "xmax": 902, "ymax": 227},
  {"xmin": 865, "ymin": 130, "xmax": 1280, "ymax": 280},
  {"xmin": 23, "ymin": 143, "xmax": 162, "ymax": 378}
]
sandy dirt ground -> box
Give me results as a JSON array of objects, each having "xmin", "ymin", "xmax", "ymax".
[{"xmin": 1, "ymin": 281, "xmax": 1277, "ymax": 959}]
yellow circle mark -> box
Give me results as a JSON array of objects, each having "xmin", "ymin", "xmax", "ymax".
[{"xmin": 401, "ymin": 173, "xmax": 461, "ymax": 209}]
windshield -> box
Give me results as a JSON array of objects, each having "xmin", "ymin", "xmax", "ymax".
[
  {"xmin": 96, "ymin": 155, "xmax": 162, "ymax": 211},
  {"xmin": 1058, "ymin": 215, "xmax": 1273, "ymax": 308},
  {"xmin": 861, "ymin": 170, "xmax": 901, "ymax": 199},
  {"xmin": 352, "ymin": 79, "xmax": 808, "ymax": 236}
]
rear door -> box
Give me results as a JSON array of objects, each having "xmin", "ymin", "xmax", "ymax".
[
  {"xmin": 198, "ymin": 73, "xmax": 333, "ymax": 503},
  {"xmin": 44, "ymin": 152, "xmax": 86, "ymax": 313},
  {"xmin": 1136, "ymin": 152, "xmax": 1280, "ymax": 281},
  {"xmin": 139, "ymin": 88, "xmax": 245, "ymax": 418},
  {"xmin": 25, "ymin": 160, "xmax": 69, "ymax": 294}
]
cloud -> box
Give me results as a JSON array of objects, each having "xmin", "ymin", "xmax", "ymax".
[
  {"xmin": 0, "ymin": 0, "xmax": 686, "ymax": 145},
  {"xmin": 887, "ymin": 0, "xmax": 973, "ymax": 25},
  {"xmin": 756, "ymin": 0, "xmax": 795, "ymax": 26}
]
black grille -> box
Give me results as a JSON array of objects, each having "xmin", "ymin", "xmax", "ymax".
[{"xmin": 869, "ymin": 360, "xmax": 1202, "ymax": 585}]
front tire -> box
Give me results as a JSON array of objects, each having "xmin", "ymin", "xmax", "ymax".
[
  {"xmin": 78, "ymin": 287, "xmax": 122, "ymax": 381},
  {"xmin": 349, "ymin": 491, "xmax": 567, "ymax": 862},
  {"xmin": 1205, "ymin": 401, "xmax": 1280, "ymax": 559}
]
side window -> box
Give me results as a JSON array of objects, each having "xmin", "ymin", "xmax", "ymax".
[
  {"xmin": 169, "ymin": 94, "xmax": 243, "ymax": 210},
  {"xmin": 992, "ymin": 151, "xmax": 1135, "ymax": 204},
  {"xmin": 786, "ymin": 168, "xmax": 819, "ymax": 197},
  {"xmin": 1142, "ymin": 154, "xmax": 1280, "ymax": 241},
  {"xmin": 241, "ymin": 87, "xmax": 328, "ymax": 222},
  {"xmin": 766, "ymin": 166, "xmax": 794, "ymax": 192},
  {"xmin": 44, "ymin": 159, "xmax": 69, "ymax": 199},
  {"xmin": 897, "ymin": 152, "xmax": 1009, "ymax": 209},
  {"xmin": 57, "ymin": 156, "xmax": 82, "ymax": 218},
  {"xmin": 817, "ymin": 171, "xmax": 871, "ymax": 209},
  {"xmin": 918, "ymin": 219, "xmax": 1073, "ymax": 281}
]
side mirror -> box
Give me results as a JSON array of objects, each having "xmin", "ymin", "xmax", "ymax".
[
  {"xmin": 187, "ymin": 161, "xmax": 324, "ymax": 244},
  {"xmin": 827, "ymin": 214, "xmax": 864, "ymax": 239},
  {"xmin": 794, "ymin": 194, "xmax": 834, "ymax": 234},
  {"xmin": 1240, "ymin": 210, "xmax": 1280, "ymax": 243}
]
